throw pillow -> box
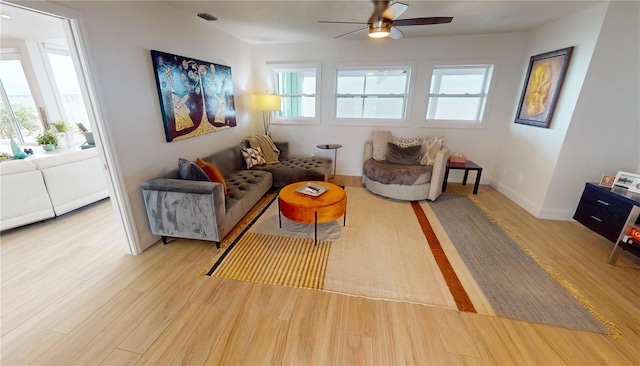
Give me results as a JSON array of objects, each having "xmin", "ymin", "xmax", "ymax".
[
  {"xmin": 196, "ymin": 158, "xmax": 227, "ymax": 194},
  {"xmin": 392, "ymin": 136, "xmax": 424, "ymax": 148},
  {"xmin": 386, "ymin": 142, "xmax": 421, "ymax": 165},
  {"xmin": 371, "ymin": 130, "xmax": 392, "ymax": 161},
  {"xmin": 244, "ymin": 135, "xmax": 280, "ymax": 163},
  {"xmin": 420, "ymin": 136, "xmax": 444, "ymax": 166},
  {"xmin": 178, "ymin": 158, "xmax": 210, "ymax": 181},
  {"xmin": 241, "ymin": 147, "xmax": 266, "ymax": 169}
]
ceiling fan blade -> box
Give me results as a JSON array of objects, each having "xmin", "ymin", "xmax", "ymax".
[
  {"xmin": 382, "ymin": 2, "xmax": 408, "ymax": 20},
  {"xmin": 335, "ymin": 27, "xmax": 368, "ymax": 39},
  {"xmin": 393, "ymin": 17, "xmax": 453, "ymax": 26},
  {"xmin": 389, "ymin": 26, "xmax": 404, "ymax": 39},
  {"xmin": 318, "ymin": 20, "xmax": 369, "ymax": 25}
]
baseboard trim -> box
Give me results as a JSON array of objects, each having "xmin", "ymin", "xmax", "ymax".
[
  {"xmin": 489, "ymin": 180, "xmax": 575, "ymax": 221},
  {"xmin": 490, "ymin": 180, "xmax": 543, "ymax": 218}
]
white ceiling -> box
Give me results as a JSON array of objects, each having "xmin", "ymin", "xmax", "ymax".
[
  {"xmin": 164, "ymin": 0, "xmax": 605, "ymax": 44},
  {"xmin": 0, "ymin": 3, "xmax": 66, "ymax": 41},
  {"xmin": 0, "ymin": 1, "xmax": 604, "ymax": 44}
]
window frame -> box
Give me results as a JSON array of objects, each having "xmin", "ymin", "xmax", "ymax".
[
  {"xmin": 0, "ymin": 49, "xmax": 46, "ymax": 144},
  {"xmin": 40, "ymin": 43, "xmax": 86, "ymax": 128},
  {"xmin": 329, "ymin": 61, "xmax": 416, "ymax": 127},
  {"xmin": 423, "ymin": 59, "xmax": 500, "ymax": 129},
  {"xmin": 269, "ymin": 62, "xmax": 321, "ymax": 126}
]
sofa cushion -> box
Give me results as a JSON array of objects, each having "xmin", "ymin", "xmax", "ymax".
[
  {"xmin": 196, "ymin": 158, "xmax": 227, "ymax": 194},
  {"xmin": 203, "ymin": 143, "xmax": 246, "ymax": 176},
  {"xmin": 364, "ymin": 158, "xmax": 432, "ymax": 186},
  {"xmin": 32, "ymin": 147, "xmax": 99, "ymax": 170},
  {"xmin": 0, "ymin": 159, "xmax": 37, "ymax": 175},
  {"xmin": 178, "ymin": 158, "xmax": 209, "ymax": 181},
  {"xmin": 244, "ymin": 135, "xmax": 280, "ymax": 163},
  {"xmin": 392, "ymin": 137, "xmax": 423, "ymax": 148},
  {"xmin": 372, "ymin": 130, "xmax": 392, "ymax": 161},
  {"xmin": 386, "ymin": 142, "xmax": 421, "ymax": 165},
  {"xmin": 420, "ymin": 136, "xmax": 444, "ymax": 166},
  {"xmin": 241, "ymin": 147, "xmax": 266, "ymax": 169},
  {"xmin": 273, "ymin": 141, "xmax": 289, "ymax": 160},
  {"xmin": 251, "ymin": 156, "xmax": 331, "ymax": 188}
]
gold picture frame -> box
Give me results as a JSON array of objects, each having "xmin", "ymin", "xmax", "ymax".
[
  {"xmin": 599, "ymin": 175, "xmax": 615, "ymax": 188},
  {"xmin": 514, "ymin": 47, "xmax": 574, "ymax": 128}
]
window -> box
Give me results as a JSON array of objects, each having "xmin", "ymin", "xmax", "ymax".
[
  {"xmin": 426, "ymin": 64, "xmax": 494, "ymax": 125},
  {"xmin": 44, "ymin": 47, "xmax": 91, "ymax": 130},
  {"xmin": 271, "ymin": 64, "xmax": 320, "ymax": 124},
  {"xmin": 0, "ymin": 53, "xmax": 45, "ymax": 144},
  {"xmin": 335, "ymin": 67, "xmax": 409, "ymax": 120}
]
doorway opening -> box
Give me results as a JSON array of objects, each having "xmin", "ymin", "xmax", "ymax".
[{"xmin": 1, "ymin": 1, "xmax": 138, "ymax": 254}]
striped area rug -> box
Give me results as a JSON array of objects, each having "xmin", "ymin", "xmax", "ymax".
[
  {"xmin": 210, "ymin": 187, "xmax": 458, "ymax": 310},
  {"xmin": 206, "ymin": 187, "xmax": 615, "ymax": 335},
  {"xmin": 211, "ymin": 232, "xmax": 331, "ymax": 290}
]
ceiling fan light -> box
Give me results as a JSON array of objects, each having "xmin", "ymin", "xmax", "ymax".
[
  {"xmin": 368, "ymin": 20, "xmax": 391, "ymax": 38},
  {"xmin": 368, "ymin": 28, "xmax": 390, "ymax": 38}
]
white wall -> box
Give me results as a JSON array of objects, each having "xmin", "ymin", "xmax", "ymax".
[
  {"xmin": 252, "ymin": 33, "xmax": 528, "ymax": 182},
  {"xmin": 491, "ymin": 2, "xmax": 609, "ymax": 217},
  {"xmin": 542, "ymin": 1, "xmax": 640, "ymax": 219},
  {"xmin": 57, "ymin": 1, "xmax": 257, "ymax": 251}
]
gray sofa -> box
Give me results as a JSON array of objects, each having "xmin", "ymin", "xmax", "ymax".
[{"xmin": 141, "ymin": 141, "xmax": 331, "ymax": 248}]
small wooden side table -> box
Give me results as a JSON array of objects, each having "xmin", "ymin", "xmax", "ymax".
[
  {"xmin": 316, "ymin": 144, "xmax": 342, "ymax": 177},
  {"xmin": 442, "ymin": 160, "xmax": 483, "ymax": 195}
]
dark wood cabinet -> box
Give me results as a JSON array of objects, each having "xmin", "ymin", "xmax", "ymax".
[{"xmin": 574, "ymin": 183, "xmax": 640, "ymax": 243}]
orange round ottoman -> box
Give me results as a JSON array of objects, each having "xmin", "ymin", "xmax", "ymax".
[{"xmin": 278, "ymin": 181, "xmax": 347, "ymax": 245}]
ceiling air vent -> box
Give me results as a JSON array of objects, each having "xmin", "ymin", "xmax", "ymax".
[{"xmin": 196, "ymin": 13, "xmax": 218, "ymax": 21}]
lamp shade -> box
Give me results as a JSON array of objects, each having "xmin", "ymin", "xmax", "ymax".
[{"xmin": 252, "ymin": 94, "xmax": 282, "ymax": 111}]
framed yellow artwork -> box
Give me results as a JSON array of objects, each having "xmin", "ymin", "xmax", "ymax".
[{"xmin": 514, "ymin": 47, "xmax": 573, "ymax": 128}]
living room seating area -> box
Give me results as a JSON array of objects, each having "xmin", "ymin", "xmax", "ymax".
[{"xmin": 141, "ymin": 137, "xmax": 332, "ymax": 248}]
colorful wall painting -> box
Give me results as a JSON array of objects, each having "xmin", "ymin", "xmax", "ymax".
[{"xmin": 151, "ymin": 50, "xmax": 236, "ymax": 142}]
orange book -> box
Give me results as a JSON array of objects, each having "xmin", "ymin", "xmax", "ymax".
[{"xmin": 629, "ymin": 226, "xmax": 640, "ymax": 241}]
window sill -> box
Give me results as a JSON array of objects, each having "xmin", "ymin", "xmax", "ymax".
[
  {"xmin": 421, "ymin": 120, "xmax": 487, "ymax": 130},
  {"xmin": 272, "ymin": 117, "xmax": 320, "ymax": 126},
  {"xmin": 330, "ymin": 118, "xmax": 410, "ymax": 128}
]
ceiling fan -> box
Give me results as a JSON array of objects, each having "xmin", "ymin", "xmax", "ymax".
[{"xmin": 318, "ymin": 0, "xmax": 453, "ymax": 40}]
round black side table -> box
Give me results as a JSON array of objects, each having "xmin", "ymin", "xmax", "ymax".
[{"xmin": 316, "ymin": 144, "xmax": 342, "ymax": 177}]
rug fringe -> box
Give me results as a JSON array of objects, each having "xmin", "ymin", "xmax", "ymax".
[{"xmin": 468, "ymin": 195, "xmax": 623, "ymax": 340}]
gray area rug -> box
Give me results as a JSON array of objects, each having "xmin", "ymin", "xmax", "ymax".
[{"xmin": 428, "ymin": 194, "xmax": 609, "ymax": 334}]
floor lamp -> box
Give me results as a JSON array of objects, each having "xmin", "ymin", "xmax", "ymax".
[{"xmin": 252, "ymin": 94, "xmax": 281, "ymax": 136}]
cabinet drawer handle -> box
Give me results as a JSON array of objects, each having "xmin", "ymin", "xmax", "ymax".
[
  {"xmin": 590, "ymin": 215, "xmax": 603, "ymax": 222},
  {"xmin": 597, "ymin": 199, "xmax": 610, "ymax": 206}
]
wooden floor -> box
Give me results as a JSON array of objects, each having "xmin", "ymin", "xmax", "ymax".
[{"xmin": 1, "ymin": 178, "xmax": 639, "ymax": 365}]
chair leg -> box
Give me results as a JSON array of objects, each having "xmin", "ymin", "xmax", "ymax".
[
  {"xmin": 215, "ymin": 241, "xmax": 220, "ymax": 249},
  {"xmin": 161, "ymin": 236, "xmax": 168, "ymax": 245}
]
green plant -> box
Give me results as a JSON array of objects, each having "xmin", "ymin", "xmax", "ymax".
[
  {"xmin": 51, "ymin": 120, "xmax": 70, "ymax": 133},
  {"xmin": 35, "ymin": 130, "xmax": 59, "ymax": 147},
  {"xmin": 0, "ymin": 104, "xmax": 42, "ymax": 139}
]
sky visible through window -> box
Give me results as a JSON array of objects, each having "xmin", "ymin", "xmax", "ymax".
[
  {"xmin": 336, "ymin": 69, "xmax": 408, "ymax": 119},
  {"xmin": 428, "ymin": 66, "xmax": 492, "ymax": 121},
  {"xmin": 0, "ymin": 59, "xmax": 37, "ymax": 109}
]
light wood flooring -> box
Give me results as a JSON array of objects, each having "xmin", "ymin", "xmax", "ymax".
[{"xmin": 1, "ymin": 178, "xmax": 639, "ymax": 365}]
